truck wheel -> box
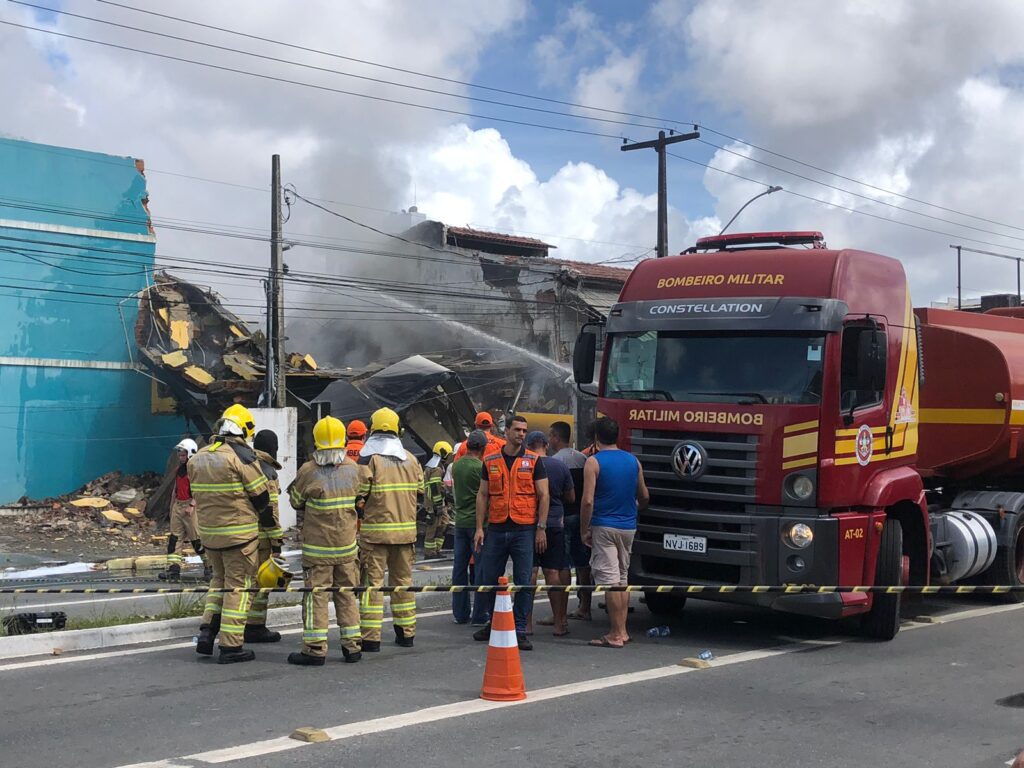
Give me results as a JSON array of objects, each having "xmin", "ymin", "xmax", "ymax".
[
  {"xmin": 983, "ymin": 514, "xmax": 1024, "ymax": 603},
  {"xmin": 861, "ymin": 519, "xmax": 903, "ymax": 641},
  {"xmin": 643, "ymin": 590, "xmax": 687, "ymax": 616}
]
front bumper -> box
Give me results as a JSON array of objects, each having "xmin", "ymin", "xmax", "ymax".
[{"xmin": 629, "ymin": 508, "xmax": 846, "ymax": 619}]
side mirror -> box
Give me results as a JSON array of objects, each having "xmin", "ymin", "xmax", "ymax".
[{"xmin": 573, "ymin": 331, "xmax": 597, "ymax": 389}]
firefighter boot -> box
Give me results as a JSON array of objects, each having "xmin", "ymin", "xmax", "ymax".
[
  {"xmin": 394, "ymin": 625, "xmax": 414, "ymax": 648},
  {"xmin": 287, "ymin": 652, "xmax": 325, "ymax": 667},
  {"xmin": 159, "ymin": 563, "xmax": 181, "ymax": 582},
  {"xmin": 244, "ymin": 624, "xmax": 282, "ymax": 643},
  {"xmin": 218, "ymin": 646, "xmax": 255, "ymax": 664},
  {"xmin": 362, "ymin": 640, "xmax": 381, "ymax": 653},
  {"xmin": 195, "ymin": 614, "xmax": 221, "ymax": 656},
  {"xmin": 342, "ymin": 647, "xmax": 362, "ymax": 663}
]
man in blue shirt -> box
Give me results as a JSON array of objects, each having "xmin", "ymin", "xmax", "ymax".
[
  {"xmin": 526, "ymin": 431, "xmax": 574, "ymax": 637},
  {"xmin": 581, "ymin": 417, "xmax": 649, "ymax": 649}
]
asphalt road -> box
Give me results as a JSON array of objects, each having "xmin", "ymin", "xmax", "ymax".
[{"xmin": 0, "ymin": 592, "xmax": 1021, "ymax": 768}]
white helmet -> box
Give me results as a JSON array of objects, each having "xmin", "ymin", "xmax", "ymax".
[{"xmin": 175, "ymin": 438, "xmax": 199, "ymax": 457}]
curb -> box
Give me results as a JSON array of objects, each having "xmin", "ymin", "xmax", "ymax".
[
  {"xmin": 0, "ymin": 605, "xmax": 302, "ymax": 661},
  {"xmin": 0, "ymin": 592, "xmax": 452, "ymax": 660}
]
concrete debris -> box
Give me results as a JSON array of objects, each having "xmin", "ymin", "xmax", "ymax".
[
  {"xmin": 109, "ymin": 489, "xmax": 139, "ymax": 505},
  {"xmin": 0, "ymin": 471, "xmax": 163, "ymax": 557}
]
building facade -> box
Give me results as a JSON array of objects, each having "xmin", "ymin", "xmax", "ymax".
[{"xmin": 0, "ymin": 138, "xmax": 185, "ymax": 502}]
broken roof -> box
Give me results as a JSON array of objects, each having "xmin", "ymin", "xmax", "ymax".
[{"xmin": 445, "ymin": 225, "xmax": 555, "ymax": 252}]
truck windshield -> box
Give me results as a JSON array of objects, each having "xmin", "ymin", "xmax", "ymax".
[{"xmin": 604, "ymin": 331, "xmax": 825, "ymax": 404}]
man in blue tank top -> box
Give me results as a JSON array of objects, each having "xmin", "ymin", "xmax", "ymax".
[{"xmin": 581, "ymin": 417, "xmax": 649, "ymax": 649}]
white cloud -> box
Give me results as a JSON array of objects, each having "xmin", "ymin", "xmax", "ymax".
[
  {"xmin": 574, "ymin": 50, "xmax": 645, "ymax": 116},
  {"xmin": 649, "ymin": 0, "xmax": 1024, "ymax": 303},
  {"xmin": 393, "ymin": 123, "xmax": 712, "ymax": 263}
]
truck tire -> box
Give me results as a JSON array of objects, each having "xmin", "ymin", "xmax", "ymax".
[
  {"xmin": 861, "ymin": 519, "xmax": 903, "ymax": 641},
  {"xmin": 643, "ymin": 590, "xmax": 687, "ymax": 617},
  {"xmin": 982, "ymin": 514, "xmax": 1024, "ymax": 603}
]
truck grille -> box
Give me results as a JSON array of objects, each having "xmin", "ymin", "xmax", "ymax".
[
  {"xmin": 630, "ymin": 429, "xmax": 761, "ymax": 586},
  {"xmin": 631, "ymin": 429, "xmax": 759, "ymax": 510}
]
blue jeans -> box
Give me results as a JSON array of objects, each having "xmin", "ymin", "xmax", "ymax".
[
  {"xmin": 452, "ymin": 527, "xmax": 489, "ymax": 624},
  {"xmin": 478, "ymin": 525, "xmax": 535, "ymax": 633}
]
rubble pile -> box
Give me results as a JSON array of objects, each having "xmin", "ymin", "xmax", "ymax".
[{"xmin": 3, "ymin": 471, "xmax": 164, "ymax": 551}]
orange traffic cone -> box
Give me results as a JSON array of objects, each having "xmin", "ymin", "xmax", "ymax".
[{"xmin": 480, "ymin": 576, "xmax": 526, "ymax": 701}]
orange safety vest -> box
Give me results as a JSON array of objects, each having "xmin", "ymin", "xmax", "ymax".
[
  {"xmin": 483, "ymin": 449, "xmax": 540, "ymax": 526},
  {"xmin": 345, "ymin": 440, "xmax": 364, "ymax": 462}
]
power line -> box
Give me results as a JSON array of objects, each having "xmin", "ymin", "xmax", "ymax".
[
  {"xmin": 667, "ymin": 151, "xmax": 1024, "ymax": 254},
  {"xmin": 11, "ymin": 1, "xmax": 669, "ymax": 135},
  {"xmin": 696, "ymin": 137, "xmax": 1024, "ymax": 243},
  {"xmin": 91, "ymin": 0, "xmax": 1024, "ymax": 233},
  {"xmin": 0, "ymin": 19, "xmax": 631, "ymax": 142}
]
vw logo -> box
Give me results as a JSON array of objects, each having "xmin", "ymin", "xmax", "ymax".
[{"xmin": 671, "ymin": 441, "xmax": 707, "ymax": 480}]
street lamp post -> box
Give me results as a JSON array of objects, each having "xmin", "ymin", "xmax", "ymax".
[{"xmin": 718, "ymin": 185, "xmax": 783, "ymax": 236}]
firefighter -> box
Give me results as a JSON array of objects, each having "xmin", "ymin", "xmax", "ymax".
[
  {"xmin": 287, "ymin": 416, "xmax": 363, "ymax": 666},
  {"xmin": 357, "ymin": 407, "xmax": 424, "ymax": 651},
  {"xmin": 189, "ymin": 404, "xmax": 273, "ymax": 664},
  {"xmin": 422, "ymin": 440, "xmax": 453, "ymax": 559},
  {"xmin": 245, "ymin": 429, "xmax": 284, "ymax": 644},
  {"xmin": 345, "ymin": 419, "xmax": 367, "ymax": 462},
  {"xmin": 160, "ymin": 438, "xmax": 210, "ymax": 582}
]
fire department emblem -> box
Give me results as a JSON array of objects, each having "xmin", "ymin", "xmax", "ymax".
[
  {"xmin": 671, "ymin": 441, "xmax": 707, "ymax": 480},
  {"xmin": 855, "ymin": 424, "xmax": 873, "ymax": 467}
]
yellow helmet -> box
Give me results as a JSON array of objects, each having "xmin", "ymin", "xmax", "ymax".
[
  {"xmin": 370, "ymin": 407, "xmax": 400, "ymax": 435},
  {"xmin": 221, "ymin": 404, "xmax": 256, "ymax": 440},
  {"xmin": 313, "ymin": 416, "xmax": 346, "ymax": 450},
  {"xmin": 433, "ymin": 440, "xmax": 453, "ymax": 457},
  {"xmin": 257, "ymin": 556, "xmax": 293, "ymax": 589}
]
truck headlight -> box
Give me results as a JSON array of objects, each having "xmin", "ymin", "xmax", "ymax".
[
  {"xmin": 789, "ymin": 475, "xmax": 815, "ymax": 500},
  {"xmin": 784, "ymin": 523, "xmax": 814, "ymax": 549}
]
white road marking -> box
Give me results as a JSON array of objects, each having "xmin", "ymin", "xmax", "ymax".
[
  {"xmin": 177, "ymin": 643, "xmax": 807, "ymax": 765},
  {"xmin": 0, "ymin": 609, "xmax": 449, "ymax": 673}
]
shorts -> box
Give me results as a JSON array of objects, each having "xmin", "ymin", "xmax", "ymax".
[
  {"xmin": 536, "ymin": 528, "xmax": 568, "ymax": 572},
  {"xmin": 563, "ymin": 514, "xmax": 591, "ymax": 569},
  {"xmin": 590, "ymin": 526, "xmax": 635, "ymax": 586}
]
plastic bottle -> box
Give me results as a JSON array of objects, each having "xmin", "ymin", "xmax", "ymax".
[
  {"xmin": 658, "ymin": 625, "xmax": 671, "ymax": 637},
  {"xmin": 645, "ymin": 627, "xmax": 661, "ymax": 638},
  {"xmin": 698, "ymin": 649, "xmax": 714, "ymax": 661}
]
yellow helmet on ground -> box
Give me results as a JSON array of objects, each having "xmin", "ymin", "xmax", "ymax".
[
  {"xmin": 313, "ymin": 416, "xmax": 346, "ymax": 450},
  {"xmin": 433, "ymin": 440, "xmax": 453, "ymax": 458},
  {"xmin": 221, "ymin": 403, "xmax": 256, "ymax": 440},
  {"xmin": 257, "ymin": 556, "xmax": 293, "ymax": 589},
  {"xmin": 370, "ymin": 407, "xmax": 400, "ymax": 435}
]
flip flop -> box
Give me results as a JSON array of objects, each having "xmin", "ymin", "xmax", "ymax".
[
  {"xmin": 567, "ymin": 612, "xmax": 592, "ymax": 622},
  {"xmin": 537, "ymin": 617, "xmax": 555, "ymax": 626},
  {"xmin": 553, "ymin": 626, "xmax": 570, "ymax": 637},
  {"xmin": 589, "ymin": 636, "xmax": 624, "ymax": 649}
]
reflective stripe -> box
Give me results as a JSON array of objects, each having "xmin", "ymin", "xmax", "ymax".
[
  {"xmin": 192, "ymin": 482, "xmax": 245, "ymax": 493},
  {"xmin": 198, "ymin": 522, "xmax": 259, "ymax": 537},
  {"xmin": 340, "ymin": 626, "xmax": 361, "ymax": 638},
  {"xmin": 244, "ymin": 476, "xmax": 268, "ymax": 492},
  {"xmin": 290, "ymin": 487, "xmax": 305, "ymax": 506},
  {"xmin": 303, "ymin": 631, "xmax": 329, "ymax": 640},
  {"xmin": 220, "ymin": 625, "xmax": 245, "ymax": 635},
  {"xmin": 369, "ymin": 483, "xmax": 421, "ymax": 492},
  {"xmin": 259, "ymin": 528, "xmax": 284, "ymax": 540},
  {"xmin": 306, "ymin": 496, "xmax": 357, "ymax": 510},
  {"xmin": 393, "ymin": 615, "xmax": 416, "ymax": 627},
  {"xmin": 360, "ymin": 605, "xmax": 384, "ymax": 615},
  {"xmin": 269, "ymin": 493, "xmax": 279, "ymax": 503},
  {"xmin": 495, "ymin": 593, "xmax": 513, "ymax": 613},
  {"xmin": 360, "ymin": 619, "xmax": 383, "ymax": 628},
  {"xmin": 489, "ymin": 629, "xmax": 518, "ymax": 648},
  {"xmin": 360, "ymin": 521, "xmax": 417, "ymax": 532},
  {"xmin": 302, "ymin": 542, "xmax": 358, "ymax": 559}
]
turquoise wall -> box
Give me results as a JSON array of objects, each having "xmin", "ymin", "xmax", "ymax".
[{"xmin": 0, "ymin": 137, "xmax": 186, "ymax": 502}]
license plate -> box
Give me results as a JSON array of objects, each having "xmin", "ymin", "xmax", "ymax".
[{"xmin": 663, "ymin": 533, "xmax": 707, "ymax": 554}]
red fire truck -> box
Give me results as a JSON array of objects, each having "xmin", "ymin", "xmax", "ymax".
[{"xmin": 573, "ymin": 231, "xmax": 1024, "ymax": 639}]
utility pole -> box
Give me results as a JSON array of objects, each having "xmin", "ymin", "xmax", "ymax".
[
  {"xmin": 266, "ymin": 154, "xmax": 286, "ymax": 407},
  {"xmin": 621, "ymin": 129, "xmax": 700, "ymax": 257}
]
